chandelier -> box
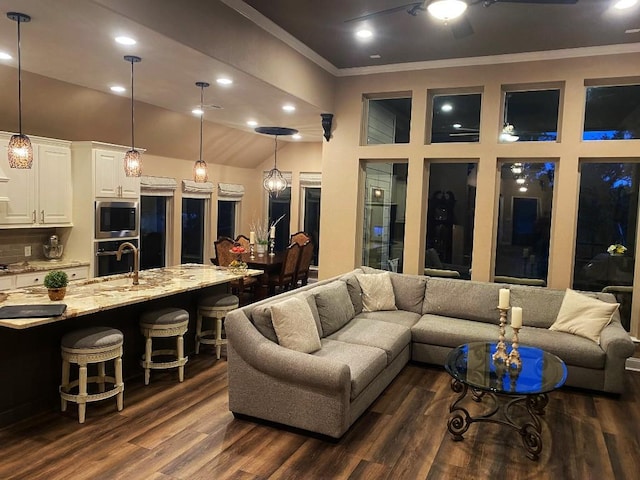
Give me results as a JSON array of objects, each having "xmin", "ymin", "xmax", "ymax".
[{"xmin": 255, "ymin": 127, "xmax": 298, "ymax": 197}]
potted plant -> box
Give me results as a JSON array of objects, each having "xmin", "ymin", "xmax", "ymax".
[{"xmin": 44, "ymin": 270, "xmax": 68, "ymax": 301}]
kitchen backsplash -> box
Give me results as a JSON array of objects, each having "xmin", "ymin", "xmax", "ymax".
[{"xmin": 0, "ymin": 229, "xmax": 57, "ymax": 265}]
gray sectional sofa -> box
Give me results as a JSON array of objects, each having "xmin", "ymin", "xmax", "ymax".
[{"xmin": 225, "ymin": 267, "xmax": 635, "ymax": 438}]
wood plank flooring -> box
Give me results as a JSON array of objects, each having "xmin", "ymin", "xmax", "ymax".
[{"xmin": 1, "ymin": 352, "xmax": 639, "ymax": 480}]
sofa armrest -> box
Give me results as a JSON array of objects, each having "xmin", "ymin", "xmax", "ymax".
[
  {"xmin": 599, "ymin": 319, "xmax": 635, "ymax": 358},
  {"xmin": 226, "ymin": 310, "xmax": 350, "ymax": 393}
]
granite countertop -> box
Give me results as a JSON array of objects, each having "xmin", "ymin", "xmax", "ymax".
[
  {"xmin": 0, "ymin": 260, "xmax": 90, "ymax": 276},
  {"xmin": 0, "ymin": 264, "xmax": 262, "ymax": 329}
]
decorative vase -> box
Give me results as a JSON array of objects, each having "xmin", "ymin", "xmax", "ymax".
[
  {"xmin": 256, "ymin": 244, "xmax": 267, "ymax": 256},
  {"xmin": 47, "ymin": 287, "xmax": 66, "ymax": 301}
]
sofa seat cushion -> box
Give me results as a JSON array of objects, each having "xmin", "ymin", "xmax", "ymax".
[
  {"xmin": 518, "ymin": 327, "xmax": 605, "ymax": 369},
  {"xmin": 327, "ymin": 318, "xmax": 411, "ymax": 364},
  {"xmin": 312, "ymin": 339, "xmax": 387, "ymax": 400},
  {"xmin": 356, "ymin": 310, "xmax": 421, "ymax": 329},
  {"xmin": 412, "ymin": 314, "xmax": 498, "ymax": 347}
]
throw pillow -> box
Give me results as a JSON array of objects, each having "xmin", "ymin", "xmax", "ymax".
[
  {"xmin": 356, "ymin": 272, "xmax": 397, "ymax": 312},
  {"xmin": 549, "ymin": 289, "xmax": 619, "ymax": 344},
  {"xmin": 270, "ymin": 297, "xmax": 322, "ymax": 353},
  {"xmin": 314, "ymin": 281, "xmax": 356, "ymax": 336}
]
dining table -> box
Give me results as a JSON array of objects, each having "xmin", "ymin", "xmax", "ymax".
[{"xmin": 210, "ymin": 251, "xmax": 287, "ymax": 299}]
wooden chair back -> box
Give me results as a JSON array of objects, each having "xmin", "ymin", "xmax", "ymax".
[
  {"xmin": 235, "ymin": 235, "xmax": 250, "ymax": 251},
  {"xmin": 214, "ymin": 237, "xmax": 236, "ymax": 267},
  {"xmin": 290, "ymin": 231, "xmax": 311, "ymax": 247},
  {"xmin": 270, "ymin": 242, "xmax": 301, "ymax": 291},
  {"xmin": 296, "ymin": 241, "xmax": 314, "ymax": 286}
]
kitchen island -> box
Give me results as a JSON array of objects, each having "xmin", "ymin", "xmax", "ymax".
[{"xmin": 0, "ymin": 264, "xmax": 261, "ymax": 425}]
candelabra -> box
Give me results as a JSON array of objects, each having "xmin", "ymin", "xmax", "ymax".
[
  {"xmin": 492, "ymin": 307, "xmax": 509, "ymax": 364},
  {"xmin": 508, "ymin": 326, "xmax": 522, "ymax": 369},
  {"xmin": 269, "ymin": 238, "xmax": 275, "ymax": 256}
]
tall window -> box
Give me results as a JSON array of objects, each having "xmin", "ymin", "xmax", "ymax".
[
  {"xmin": 140, "ymin": 196, "xmax": 167, "ymax": 270},
  {"xmin": 181, "ymin": 197, "xmax": 206, "ymax": 264},
  {"xmin": 495, "ymin": 162, "xmax": 555, "ymax": 283},
  {"xmin": 502, "ymin": 89, "xmax": 560, "ymax": 142},
  {"xmin": 268, "ymin": 187, "xmax": 291, "ymax": 252},
  {"xmin": 426, "ymin": 163, "xmax": 476, "ymax": 278},
  {"xmin": 217, "ymin": 200, "xmax": 237, "ymax": 239},
  {"xmin": 303, "ymin": 187, "xmax": 321, "ymax": 266},
  {"xmin": 583, "ymin": 84, "xmax": 640, "ymax": 140},
  {"xmin": 573, "ymin": 162, "xmax": 639, "ymax": 331},
  {"xmin": 362, "ymin": 162, "xmax": 407, "ymax": 272},
  {"xmin": 430, "ymin": 93, "xmax": 481, "ymax": 144},
  {"xmin": 364, "ymin": 96, "xmax": 411, "ymax": 145}
]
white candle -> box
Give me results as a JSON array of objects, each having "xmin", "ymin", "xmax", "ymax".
[
  {"xmin": 249, "ymin": 231, "xmax": 256, "ymax": 244},
  {"xmin": 511, "ymin": 307, "xmax": 523, "ymax": 329},
  {"xmin": 498, "ymin": 288, "xmax": 510, "ymax": 309},
  {"xmin": 270, "ymin": 226, "xmax": 276, "ymax": 238}
]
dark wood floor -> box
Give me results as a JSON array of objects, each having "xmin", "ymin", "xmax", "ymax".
[{"xmin": 1, "ymin": 350, "xmax": 639, "ymax": 480}]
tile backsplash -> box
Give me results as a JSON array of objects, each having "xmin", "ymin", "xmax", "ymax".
[{"xmin": 0, "ymin": 229, "xmax": 57, "ymax": 265}]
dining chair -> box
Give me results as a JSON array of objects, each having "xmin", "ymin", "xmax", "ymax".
[
  {"xmin": 214, "ymin": 237, "xmax": 258, "ymax": 301},
  {"xmin": 267, "ymin": 242, "xmax": 301, "ymax": 294},
  {"xmin": 290, "ymin": 231, "xmax": 311, "ymax": 247},
  {"xmin": 294, "ymin": 240, "xmax": 315, "ymax": 287},
  {"xmin": 235, "ymin": 234, "xmax": 250, "ymax": 251}
]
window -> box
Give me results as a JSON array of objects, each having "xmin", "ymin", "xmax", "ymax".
[
  {"xmin": 181, "ymin": 198, "xmax": 206, "ymax": 264},
  {"xmin": 217, "ymin": 200, "xmax": 237, "ymax": 239},
  {"xmin": 303, "ymin": 187, "xmax": 321, "ymax": 266},
  {"xmin": 362, "ymin": 162, "xmax": 407, "ymax": 272},
  {"xmin": 573, "ymin": 161, "xmax": 638, "ymax": 331},
  {"xmin": 140, "ymin": 196, "xmax": 167, "ymax": 270},
  {"xmin": 268, "ymin": 186, "xmax": 291, "ymax": 252},
  {"xmin": 364, "ymin": 96, "xmax": 411, "ymax": 145},
  {"xmin": 430, "ymin": 93, "xmax": 481, "ymax": 144},
  {"xmin": 502, "ymin": 89, "xmax": 560, "ymax": 142},
  {"xmin": 426, "ymin": 163, "xmax": 476, "ymax": 278},
  {"xmin": 494, "ymin": 162, "xmax": 555, "ymax": 283},
  {"xmin": 583, "ymin": 85, "xmax": 640, "ymax": 140}
]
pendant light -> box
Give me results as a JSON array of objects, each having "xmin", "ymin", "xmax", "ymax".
[
  {"xmin": 7, "ymin": 12, "xmax": 33, "ymax": 169},
  {"xmin": 255, "ymin": 127, "xmax": 298, "ymax": 198},
  {"xmin": 193, "ymin": 81, "xmax": 210, "ymax": 183},
  {"xmin": 123, "ymin": 55, "xmax": 142, "ymax": 177}
]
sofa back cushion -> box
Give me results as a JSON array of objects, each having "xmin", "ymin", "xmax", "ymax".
[
  {"xmin": 390, "ymin": 273, "xmax": 427, "ymax": 314},
  {"xmin": 423, "ymin": 278, "xmax": 503, "ymax": 323},
  {"xmin": 251, "ymin": 291, "xmax": 322, "ymax": 343},
  {"xmin": 340, "ymin": 269, "xmax": 364, "ymax": 315},
  {"xmin": 509, "ymin": 285, "xmax": 565, "ymax": 328},
  {"xmin": 314, "ymin": 281, "xmax": 356, "ymax": 336}
]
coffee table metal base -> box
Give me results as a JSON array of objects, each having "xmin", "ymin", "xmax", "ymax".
[{"xmin": 447, "ymin": 378, "xmax": 547, "ymax": 460}]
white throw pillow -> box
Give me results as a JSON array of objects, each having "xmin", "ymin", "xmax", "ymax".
[
  {"xmin": 270, "ymin": 297, "xmax": 322, "ymax": 353},
  {"xmin": 549, "ymin": 289, "xmax": 619, "ymax": 344},
  {"xmin": 356, "ymin": 272, "xmax": 397, "ymax": 312}
]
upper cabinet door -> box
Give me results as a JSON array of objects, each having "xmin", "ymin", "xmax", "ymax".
[
  {"xmin": 119, "ymin": 166, "xmax": 140, "ymax": 198},
  {"xmin": 94, "ymin": 149, "xmax": 121, "ymax": 198},
  {"xmin": 38, "ymin": 144, "xmax": 72, "ymax": 224},
  {"xmin": 0, "ymin": 138, "xmax": 36, "ymax": 225}
]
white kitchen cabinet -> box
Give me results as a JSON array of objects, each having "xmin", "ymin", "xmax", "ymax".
[
  {"xmin": 14, "ymin": 265, "xmax": 89, "ymax": 289},
  {"xmin": 0, "ymin": 276, "xmax": 15, "ymax": 291},
  {"xmin": 94, "ymin": 148, "xmax": 140, "ymax": 199},
  {"xmin": 0, "ymin": 133, "xmax": 72, "ymax": 227}
]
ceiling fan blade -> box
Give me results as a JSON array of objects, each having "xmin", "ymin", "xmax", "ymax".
[
  {"xmin": 451, "ymin": 15, "xmax": 474, "ymax": 39},
  {"xmin": 344, "ymin": 2, "xmax": 423, "ymax": 23}
]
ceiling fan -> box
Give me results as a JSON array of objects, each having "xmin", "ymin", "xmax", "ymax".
[{"xmin": 345, "ymin": 0, "xmax": 578, "ymax": 39}]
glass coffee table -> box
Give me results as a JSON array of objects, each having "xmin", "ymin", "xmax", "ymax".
[{"xmin": 444, "ymin": 342, "xmax": 567, "ymax": 460}]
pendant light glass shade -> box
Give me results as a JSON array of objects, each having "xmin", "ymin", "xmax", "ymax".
[
  {"xmin": 193, "ymin": 82, "xmax": 210, "ymax": 183},
  {"xmin": 124, "ymin": 55, "xmax": 142, "ymax": 177},
  {"xmin": 255, "ymin": 126, "xmax": 298, "ymax": 198},
  {"xmin": 7, "ymin": 12, "xmax": 33, "ymax": 169}
]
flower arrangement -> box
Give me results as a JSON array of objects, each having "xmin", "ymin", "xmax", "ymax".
[
  {"xmin": 228, "ymin": 259, "xmax": 248, "ymax": 274},
  {"xmin": 607, "ymin": 244, "xmax": 627, "ymax": 255},
  {"xmin": 249, "ymin": 214, "xmax": 286, "ymax": 245}
]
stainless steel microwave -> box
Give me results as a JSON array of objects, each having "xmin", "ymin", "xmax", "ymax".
[{"xmin": 95, "ymin": 201, "xmax": 139, "ymax": 239}]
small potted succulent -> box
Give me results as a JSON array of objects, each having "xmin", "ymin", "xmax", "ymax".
[{"xmin": 44, "ymin": 270, "xmax": 68, "ymax": 301}]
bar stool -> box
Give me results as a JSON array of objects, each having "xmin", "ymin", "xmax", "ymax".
[
  {"xmin": 196, "ymin": 293, "xmax": 239, "ymax": 359},
  {"xmin": 59, "ymin": 326, "xmax": 124, "ymax": 424},
  {"xmin": 140, "ymin": 307, "xmax": 189, "ymax": 385}
]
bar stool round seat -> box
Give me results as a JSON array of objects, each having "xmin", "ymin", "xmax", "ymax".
[
  {"xmin": 196, "ymin": 293, "xmax": 239, "ymax": 359},
  {"xmin": 140, "ymin": 307, "xmax": 189, "ymax": 385},
  {"xmin": 59, "ymin": 326, "xmax": 124, "ymax": 424}
]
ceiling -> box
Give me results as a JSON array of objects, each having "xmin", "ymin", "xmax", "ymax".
[{"xmin": 0, "ymin": 0, "xmax": 638, "ymax": 162}]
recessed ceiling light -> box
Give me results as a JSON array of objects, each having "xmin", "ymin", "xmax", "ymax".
[
  {"xmin": 192, "ymin": 108, "xmax": 204, "ymax": 115},
  {"xmin": 247, "ymin": 120, "xmax": 258, "ymax": 127},
  {"xmin": 441, "ymin": 104, "xmax": 453, "ymax": 112},
  {"xmin": 519, "ymin": 186, "xmax": 528, "ymax": 192},
  {"xmin": 282, "ymin": 104, "xmax": 296, "ymax": 112},
  {"xmin": 625, "ymin": 28, "xmax": 640, "ymax": 33},
  {"xmin": 110, "ymin": 85, "xmax": 126, "ymax": 93},
  {"xmin": 370, "ymin": 54, "xmax": 381, "ymax": 59},
  {"xmin": 428, "ymin": 0, "xmax": 467, "ymax": 21},
  {"xmin": 0, "ymin": 52, "xmax": 12, "ymax": 60},
  {"xmin": 614, "ymin": 0, "xmax": 638, "ymax": 9},
  {"xmin": 356, "ymin": 29, "xmax": 373, "ymax": 39},
  {"xmin": 516, "ymin": 178, "xmax": 526, "ymax": 185},
  {"xmin": 115, "ymin": 36, "xmax": 137, "ymax": 45},
  {"xmin": 216, "ymin": 77, "xmax": 233, "ymax": 86},
  {"xmin": 453, "ymin": 123, "xmax": 462, "ymax": 129},
  {"xmin": 292, "ymin": 134, "xmax": 302, "ymax": 140}
]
